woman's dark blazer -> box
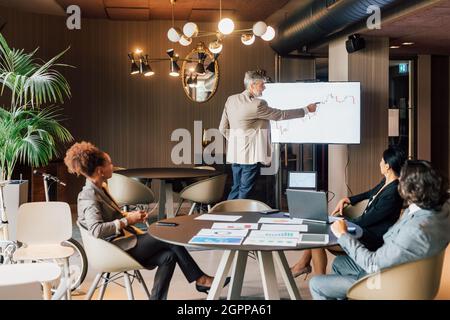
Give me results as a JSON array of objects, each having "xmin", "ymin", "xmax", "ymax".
[{"xmin": 347, "ymin": 178, "xmax": 404, "ymax": 251}]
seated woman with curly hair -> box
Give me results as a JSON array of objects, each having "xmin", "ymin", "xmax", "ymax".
[{"xmin": 64, "ymin": 141, "xmax": 229, "ymax": 299}]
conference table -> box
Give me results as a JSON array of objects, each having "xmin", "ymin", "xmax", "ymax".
[
  {"xmin": 115, "ymin": 168, "xmax": 220, "ymax": 220},
  {"xmin": 149, "ymin": 212, "xmax": 362, "ymax": 300}
]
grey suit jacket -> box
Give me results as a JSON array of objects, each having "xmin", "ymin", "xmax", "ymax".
[
  {"xmin": 77, "ymin": 179, "xmax": 138, "ymax": 251},
  {"xmin": 338, "ymin": 202, "xmax": 450, "ymax": 274},
  {"xmin": 219, "ymin": 90, "xmax": 306, "ymax": 165}
]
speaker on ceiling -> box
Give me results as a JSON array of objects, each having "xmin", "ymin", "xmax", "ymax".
[{"xmin": 346, "ymin": 34, "xmax": 366, "ymax": 53}]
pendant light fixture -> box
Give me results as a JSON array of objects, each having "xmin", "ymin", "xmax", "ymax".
[{"xmin": 167, "ymin": 0, "xmax": 276, "ymax": 54}]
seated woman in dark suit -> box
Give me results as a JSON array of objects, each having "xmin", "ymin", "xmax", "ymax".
[
  {"xmin": 64, "ymin": 141, "xmax": 228, "ymax": 299},
  {"xmin": 290, "ymin": 146, "xmax": 407, "ymax": 278}
]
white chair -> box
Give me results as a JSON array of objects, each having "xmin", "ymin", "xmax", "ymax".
[
  {"xmin": 77, "ymin": 222, "xmax": 151, "ymax": 300},
  {"xmin": 347, "ymin": 250, "xmax": 446, "ymax": 300},
  {"xmin": 12, "ymin": 202, "xmax": 74, "ymax": 300},
  {"xmin": 175, "ymin": 174, "xmax": 227, "ymax": 216},
  {"xmin": 107, "ymin": 173, "xmax": 155, "ymax": 209},
  {"xmin": 209, "ymin": 199, "xmax": 271, "ymax": 213},
  {"xmin": 0, "ymin": 262, "xmax": 63, "ymax": 300}
]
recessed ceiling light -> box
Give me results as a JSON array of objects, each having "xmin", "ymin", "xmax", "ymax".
[
  {"xmin": 402, "ymin": 42, "xmax": 415, "ymax": 46},
  {"xmin": 390, "ymin": 45, "xmax": 401, "ymax": 49}
]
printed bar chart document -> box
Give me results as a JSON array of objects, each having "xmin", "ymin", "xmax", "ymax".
[
  {"xmin": 243, "ymin": 237, "xmax": 298, "ymax": 247},
  {"xmin": 257, "ymin": 217, "xmax": 303, "ymax": 224}
]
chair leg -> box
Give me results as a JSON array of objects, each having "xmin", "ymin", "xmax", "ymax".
[
  {"xmin": 175, "ymin": 199, "xmax": 184, "ymax": 216},
  {"xmin": 188, "ymin": 202, "xmax": 197, "ymax": 215},
  {"xmin": 123, "ymin": 272, "xmax": 135, "ymax": 300},
  {"xmin": 98, "ymin": 272, "xmax": 110, "ymax": 300},
  {"xmin": 207, "ymin": 204, "xmax": 212, "ymax": 212},
  {"xmin": 135, "ymin": 270, "xmax": 151, "ymax": 299},
  {"xmin": 63, "ymin": 258, "xmax": 72, "ymax": 300},
  {"xmin": 85, "ymin": 273, "xmax": 103, "ymax": 300}
]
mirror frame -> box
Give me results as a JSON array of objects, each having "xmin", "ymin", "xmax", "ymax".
[{"xmin": 181, "ymin": 43, "xmax": 219, "ymax": 103}]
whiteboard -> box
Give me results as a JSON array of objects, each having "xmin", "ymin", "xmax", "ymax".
[{"xmin": 261, "ymin": 82, "xmax": 361, "ymax": 144}]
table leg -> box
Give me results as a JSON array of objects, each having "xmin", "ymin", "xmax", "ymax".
[
  {"xmin": 42, "ymin": 281, "xmax": 52, "ymax": 300},
  {"xmin": 158, "ymin": 180, "xmax": 166, "ymax": 220},
  {"xmin": 273, "ymin": 251, "xmax": 302, "ymax": 300},
  {"xmin": 207, "ymin": 250, "xmax": 235, "ymax": 300},
  {"xmin": 227, "ymin": 251, "xmax": 248, "ymax": 300},
  {"xmin": 165, "ymin": 182, "xmax": 174, "ymax": 218},
  {"xmin": 257, "ymin": 251, "xmax": 280, "ymax": 300}
]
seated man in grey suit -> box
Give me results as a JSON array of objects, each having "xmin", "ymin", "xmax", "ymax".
[{"xmin": 309, "ymin": 160, "xmax": 450, "ymax": 300}]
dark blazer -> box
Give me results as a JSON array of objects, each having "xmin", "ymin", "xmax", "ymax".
[{"xmin": 347, "ymin": 178, "xmax": 403, "ymax": 251}]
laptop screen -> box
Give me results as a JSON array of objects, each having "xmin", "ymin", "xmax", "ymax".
[{"xmin": 288, "ymin": 171, "xmax": 317, "ymax": 190}]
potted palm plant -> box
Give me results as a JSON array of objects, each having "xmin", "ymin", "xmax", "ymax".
[{"xmin": 0, "ymin": 33, "xmax": 73, "ymax": 241}]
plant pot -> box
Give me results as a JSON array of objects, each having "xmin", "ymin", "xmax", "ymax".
[{"xmin": 2, "ymin": 180, "xmax": 28, "ymax": 241}]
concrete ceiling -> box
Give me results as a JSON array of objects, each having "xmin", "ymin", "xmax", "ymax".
[
  {"xmin": 0, "ymin": 0, "xmax": 65, "ymax": 16},
  {"xmin": 363, "ymin": 0, "xmax": 450, "ymax": 55},
  {"xmin": 48, "ymin": 0, "xmax": 290, "ymax": 22}
]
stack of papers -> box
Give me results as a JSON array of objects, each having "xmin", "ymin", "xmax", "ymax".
[{"xmin": 188, "ymin": 217, "xmax": 309, "ymax": 247}]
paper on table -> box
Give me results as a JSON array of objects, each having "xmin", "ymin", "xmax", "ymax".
[
  {"xmin": 211, "ymin": 223, "xmax": 259, "ymax": 230},
  {"xmin": 328, "ymin": 216, "xmax": 344, "ymax": 222},
  {"xmin": 247, "ymin": 230, "xmax": 300, "ymax": 239},
  {"xmin": 189, "ymin": 236, "xmax": 244, "ymax": 245},
  {"xmin": 196, "ymin": 228, "xmax": 249, "ymax": 237},
  {"xmin": 243, "ymin": 237, "xmax": 298, "ymax": 247},
  {"xmin": 257, "ymin": 217, "xmax": 303, "ymax": 224},
  {"xmin": 195, "ymin": 214, "xmax": 242, "ymax": 222},
  {"xmin": 260, "ymin": 224, "xmax": 308, "ymax": 232}
]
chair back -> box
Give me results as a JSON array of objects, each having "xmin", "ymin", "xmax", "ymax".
[
  {"xmin": 107, "ymin": 173, "xmax": 155, "ymax": 207},
  {"xmin": 210, "ymin": 199, "xmax": 271, "ymax": 212},
  {"xmin": 77, "ymin": 222, "xmax": 143, "ymax": 273},
  {"xmin": 343, "ymin": 199, "xmax": 369, "ymax": 219},
  {"xmin": 16, "ymin": 202, "xmax": 72, "ymax": 245},
  {"xmin": 347, "ymin": 250, "xmax": 446, "ymax": 300},
  {"xmin": 180, "ymin": 174, "xmax": 227, "ymax": 204}
]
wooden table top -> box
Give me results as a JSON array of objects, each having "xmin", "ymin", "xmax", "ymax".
[
  {"xmin": 115, "ymin": 167, "xmax": 221, "ymax": 180},
  {"xmin": 149, "ymin": 212, "xmax": 362, "ymax": 252}
]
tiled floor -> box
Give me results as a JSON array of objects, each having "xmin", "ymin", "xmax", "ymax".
[{"xmin": 69, "ymin": 205, "xmax": 335, "ymax": 300}]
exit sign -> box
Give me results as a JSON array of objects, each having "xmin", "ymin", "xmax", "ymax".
[{"xmin": 399, "ymin": 63, "xmax": 408, "ymax": 74}]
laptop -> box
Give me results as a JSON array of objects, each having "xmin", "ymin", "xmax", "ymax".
[{"xmin": 286, "ymin": 189, "xmax": 329, "ymax": 223}]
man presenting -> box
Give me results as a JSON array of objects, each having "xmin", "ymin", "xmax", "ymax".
[{"xmin": 219, "ymin": 70, "xmax": 317, "ymax": 200}]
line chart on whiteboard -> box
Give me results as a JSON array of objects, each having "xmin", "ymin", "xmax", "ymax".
[{"xmin": 262, "ymin": 82, "xmax": 361, "ymax": 144}]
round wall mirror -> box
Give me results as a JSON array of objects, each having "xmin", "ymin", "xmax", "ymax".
[{"xmin": 181, "ymin": 43, "xmax": 219, "ymax": 103}]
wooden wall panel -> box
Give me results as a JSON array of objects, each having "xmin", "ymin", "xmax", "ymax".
[
  {"xmin": 1, "ymin": 7, "xmax": 275, "ymax": 202},
  {"xmin": 431, "ymin": 56, "xmax": 449, "ymax": 179},
  {"xmin": 348, "ymin": 37, "xmax": 389, "ymax": 194}
]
